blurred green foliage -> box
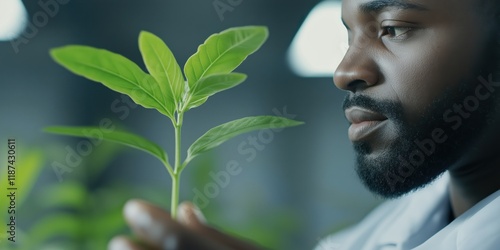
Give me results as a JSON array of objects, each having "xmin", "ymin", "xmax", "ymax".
[
  {"xmin": 1, "ymin": 136, "xmax": 300, "ymax": 249},
  {"xmin": 187, "ymin": 154, "xmax": 300, "ymax": 249},
  {"xmin": 1, "ymin": 148, "xmax": 44, "ymax": 249},
  {"xmin": 0, "ymin": 139, "xmax": 155, "ymax": 249}
]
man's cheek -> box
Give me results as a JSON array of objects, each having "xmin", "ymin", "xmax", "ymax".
[{"xmin": 385, "ymin": 73, "xmax": 435, "ymax": 119}]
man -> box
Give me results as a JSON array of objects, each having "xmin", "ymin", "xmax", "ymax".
[{"xmin": 108, "ymin": 0, "xmax": 500, "ymax": 249}]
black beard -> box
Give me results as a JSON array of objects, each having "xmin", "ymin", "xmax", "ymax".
[{"xmin": 343, "ymin": 71, "xmax": 499, "ymax": 199}]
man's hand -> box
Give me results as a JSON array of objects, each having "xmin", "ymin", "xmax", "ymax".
[{"xmin": 107, "ymin": 199, "xmax": 262, "ymax": 250}]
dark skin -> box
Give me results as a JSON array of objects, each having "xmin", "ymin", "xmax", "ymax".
[
  {"xmin": 109, "ymin": 0, "xmax": 500, "ymax": 249},
  {"xmin": 337, "ymin": 0, "xmax": 500, "ymax": 218}
]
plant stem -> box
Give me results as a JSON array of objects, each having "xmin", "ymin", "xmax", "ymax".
[
  {"xmin": 171, "ymin": 111, "xmax": 184, "ymax": 219},
  {"xmin": 170, "ymin": 172, "xmax": 180, "ymax": 218}
]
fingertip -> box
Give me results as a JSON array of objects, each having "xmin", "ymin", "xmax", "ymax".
[
  {"xmin": 108, "ymin": 236, "xmax": 143, "ymax": 250},
  {"xmin": 177, "ymin": 201, "xmax": 207, "ymax": 227},
  {"xmin": 123, "ymin": 199, "xmax": 177, "ymax": 246},
  {"xmin": 178, "ymin": 201, "xmax": 195, "ymax": 208},
  {"xmin": 124, "ymin": 199, "xmax": 152, "ymax": 229}
]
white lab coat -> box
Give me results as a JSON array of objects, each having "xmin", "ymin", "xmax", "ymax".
[{"xmin": 315, "ymin": 173, "xmax": 500, "ymax": 250}]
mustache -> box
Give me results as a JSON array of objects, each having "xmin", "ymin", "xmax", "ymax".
[{"xmin": 342, "ymin": 94, "xmax": 404, "ymax": 121}]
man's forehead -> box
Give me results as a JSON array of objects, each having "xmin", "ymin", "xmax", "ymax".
[
  {"xmin": 364, "ymin": 0, "xmax": 427, "ymax": 12},
  {"xmin": 340, "ymin": 0, "xmax": 478, "ymax": 19},
  {"xmin": 342, "ymin": 0, "xmax": 432, "ymax": 13}
]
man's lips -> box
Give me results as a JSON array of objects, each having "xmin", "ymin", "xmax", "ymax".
[
  {"xmin": 345, "ymin": 107, "xmax": 388, "ymax": 124},
  {"xmin": 345, "ymin": 107, "xmax": 388, "ymax": 141}
]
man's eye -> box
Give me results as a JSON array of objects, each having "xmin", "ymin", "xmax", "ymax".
[{"xmin": 382, "ymin": 26, "xmax": 413, "ymax": 39}]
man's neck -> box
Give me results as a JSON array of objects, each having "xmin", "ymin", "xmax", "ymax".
[{"xmin": 448, "ymin": 158, "xmax": 500, "ymax": 218}]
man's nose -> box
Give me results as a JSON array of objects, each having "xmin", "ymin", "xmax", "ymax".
[{"xmin": 333, "ymin": 45, "xmax": 380, "ymax": 93}]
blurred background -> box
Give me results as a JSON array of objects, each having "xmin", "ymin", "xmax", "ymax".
[{"xmin": 0, "ymin": 0, "xmax": 382, "ymax": 249}]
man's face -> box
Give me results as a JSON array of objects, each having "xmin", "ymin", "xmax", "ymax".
[{"xmin": 335, "ymin": 0, "xmax": 498, "ymax": 197}]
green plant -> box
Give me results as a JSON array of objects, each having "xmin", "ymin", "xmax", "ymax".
[
  {"xmin": 44, "ymin": 26, "xmax": 303, "ymax": 218},
  {"xmin": 0, "ymin": 148, "xmax": 45, "ymax": 250},
  {"xmin": 24, "ymin": 141, "xmax": 128, "ymax": 250},
  {"xmin": 0, "ymin": 140, "xmax": 168, "ymax": 250}
]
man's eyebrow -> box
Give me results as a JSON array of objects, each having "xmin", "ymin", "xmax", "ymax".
[{"xmin": 359, "ymin": 0, "xmax": 428, "ymax": 13}]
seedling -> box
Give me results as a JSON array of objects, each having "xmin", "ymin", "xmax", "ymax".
[{"xmin": 45, "ymin": 26, "xmax": 303, "ymax": 218}]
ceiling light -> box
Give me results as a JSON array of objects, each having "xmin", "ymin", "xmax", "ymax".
[
  {"xmin": 0, "ymin": 0, "xmax": 28, "ymax": 41},
  {"xmin": 287, "ymin": 1, "xmax": 347, "ymax": 78}
]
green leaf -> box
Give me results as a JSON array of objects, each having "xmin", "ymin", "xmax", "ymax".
[
  {"xmin": 26, "ymin": 213, "xmax": 81, "ymax": 248},
  {"xmin": 187, "ymin": 116, "xmax": 303, "ymax": 162},
  {"xmin": 0, "ymin": 149, "xmax": 44, "ymax": 210},
  {"xmin": 85, "ymin": 138, "xmax": 125, "ymax": 180},
  {"xmin": 0, "ymin": 223, "xmax": 6, "ymax": 244},
  {"xmin": 139, "ymin": 31, "xmax": 184, "ymax": 110},
  {"xmin": 186, "ymin": 96, "xmax": 208, "ymax": 110},
  {"xmin": 184, "ymin": 26, "xmax": 268, "ymax": 89},
  {"xmin": 44, "ymin": 126, "xmax": 169, "ymax": 167},
  {"xmin": 185, "ymin": 73, "xmax": 247, "ymax": 110},
  {"xmin": 50, "ymin": 46, "xmax": 175, "ymax": 119},
  {"xmin": 36, "ymin": 182, "xmax": 87, "ymax": 211},
  {"xmin": 86, "ymin": 207, "xmax": 126, "ymax": 239}
]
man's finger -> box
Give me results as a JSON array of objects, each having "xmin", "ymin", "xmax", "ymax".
[
  {"xmin": 177, "ymin": 202, "xmax": 261, "ymax": 250},
  {"xmin": 108, "ymin": 236, "xmax": 145, "ymax": 250},
  {"xmin": 123, "ymin": 199, "xmax": 226, "ymax": 250}
]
